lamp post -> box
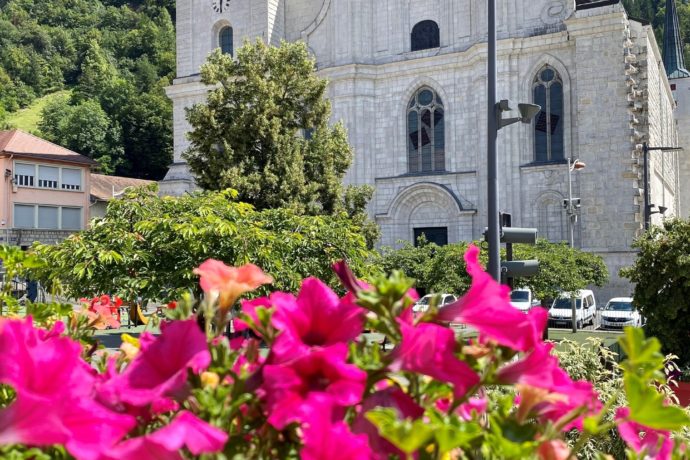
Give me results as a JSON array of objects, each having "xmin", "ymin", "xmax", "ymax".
[
  {"xmin": 486, "ymin": 0, "xmax": 541, "ymax": 280},
  {"xmin": 565, "ymin": 157, "xmax": 585, "ymax": 333},
  {"xmin": 642, "ymin": 142, "xmax": 682, "ymax": 230},
  {"xmin": 566, "ymin": 158, "xmax": 586, "ymax": 248}
]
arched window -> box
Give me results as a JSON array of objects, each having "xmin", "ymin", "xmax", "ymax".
[
  {"xmin": 411, "ymin": 20, "xmax": 440, "ymax": 51},
  {"xmin": 219, "ymin": 26, "xmax": 233, "ymax": 56},
  {"xmin": 407, "ymin": 87, "xmax": 444, "ymax": 173},
  {"xmin": 537, "ymin": 195, "xmax": 566, "ymax": 242},
  {"xmin": 533, "ymin": 66, "xmax": 564, "ymax": 162}
]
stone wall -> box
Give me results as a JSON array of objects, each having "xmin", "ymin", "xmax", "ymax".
[{"xmin": 0, "ymin": 229, "xmax": 75, "ymax": 247}]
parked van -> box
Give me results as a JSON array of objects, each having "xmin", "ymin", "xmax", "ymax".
[
  {"xmin": 548, "ymin": 290, "xmax": 597, "ymax": 329},
  {"xmin": 509, "ymin": 288, "xmax": 540, "ymax": 313}
]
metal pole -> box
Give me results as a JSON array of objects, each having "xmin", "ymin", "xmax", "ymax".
[
  {"xmin": 567, "ymin": 157, "xmax": 574, "ymax": 248},
  {"xmin": 567, "ymin": 158, "xmax": 577, "ymax": 332},
  {"xmin": 487, "ymin": 0, "xmax": 500, "ymax": 281},
  {"xmin": 642, "ymin": 142, "xmax": 652, "ymax": 231}
]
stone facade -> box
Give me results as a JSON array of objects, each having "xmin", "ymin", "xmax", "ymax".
[{"xmin": 163, "ymin": 0, "xmax": 686, "ymax": 301}]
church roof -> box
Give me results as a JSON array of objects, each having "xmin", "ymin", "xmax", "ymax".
[
  {"xmin": 662, "ymin": 0, "xmax": 690, "ymax": 79},
  {"xmin": 575, "ymin": 0, "xmax": 619, "ymax": 10},
  {"xmin": 0, "ymin": 129, "xmax": 97, "ymax": 166}
]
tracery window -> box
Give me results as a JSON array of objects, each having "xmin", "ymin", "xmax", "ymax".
[
  {"xmin": 411, "ymin": 20, "xmax": 440, "ymax": 51},
  {"xmin": 219, "ymin": 26, "xmax": 233, "ymax": 55},
  {"xmin": 533, "ymin": 66, "xmax": 564, "ymax": 162},
  {"xmin": 407, "ymin": 87, "xmax": 445, "ymax": 173}
]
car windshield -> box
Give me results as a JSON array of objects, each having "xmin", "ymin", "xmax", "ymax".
[
  {"xmin": 510, "ymin": 291, "xmax": 530, "ymax": 302},
  {"xmin": 605, "ymin": 301, "xmax": 633, "ymax": 312},
  {"xmin": 416, "ymin": 296, "xmax": 431, "ymax": 306},
  {"xmin": 553, "ymin": 297, "xmax": 582, "ymax": 309}
]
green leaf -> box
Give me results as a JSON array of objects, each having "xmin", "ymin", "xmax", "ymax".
[
  {"xmin": 365, "ymin": 408, "xmax": 434, "ymax": 454},
  {"xmin": 624, "ymin": 374, "xmax": 690, "ymax": 431}
]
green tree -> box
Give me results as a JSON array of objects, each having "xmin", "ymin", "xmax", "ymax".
[
  {"xmin": 71, "ymin": 39, "xmax": 118, "ymax": 103},
  {"xmin": 39, "ymin": 96, "xmax": 124, "ymax": 173},
  {"xmin": 31, "ymin": 186, "xmax": 379, "ymax": 304},
  {"xmin": 621, "ymin": 218, "xmax": 690, "ymax": 366},
  {"xmin": 380, "ymin": 239, "xmax": 609, "ymax": 300},
  {"xmin": 184, "ymin": 40, "xmax": 354, "ymax": 215}
]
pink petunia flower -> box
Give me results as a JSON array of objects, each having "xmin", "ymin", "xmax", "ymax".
[
  {"xmin": 0, "ymin": 318, "xmax": 93, "ymax": 398},
  {"xmin": 436, "ymin": 244, "xmax": 546, "ymax": 351},
  {"xmin": 390, "ymin": 319, "xmax": 480, "ymax": 399},
  {"xmin": 499, "ymin": 343, "xmax": 601, "ymax": 430},
  {"xmin": 616, "ymin": 407, "xmax": 673, "ymax": 460},
  {"xmin": 434, "ymin": 395, "xmax": 487, "ymax": 421},
  {"xmin": 270, "ymin": 278, "xmax": 365, "ymax": 360},
  {"xmin": 193, "ymin": 259, "xmax": 273, "ymax": 309},
  {"xmin": 261, "ymin": 344, "xmax": 367, "ymax": 429},
  {"xmin": 0, "ymin": 392, "xmax": 136, "ymax": 460},
  {"xmin": 457, "ymin": 396, "xmax": 488, "ymax": 421},
  {"xmin": 99, "ymin": 319, "xmax": 211, "ymax": 407},
  {"xmin": 537, "ymin": 439, "xmax": 571, "ymax": 460},
  {"xmin": 0, "ymin": 318, "xmax": 135, "ymax": 459},
  {"xmin": 496, "ymin": 343, "xmax": 569, "ymax": 388},
  {"xmin": 300, "ymin": 393, "xmax": 374, "ymax": 460},
  {"xmin": 96, "ymin": 411, "xmax": 228, "ymax": 460},
  {"xmin": 352, "ymin": 387, "xmax": 424, "ymax": 459}
]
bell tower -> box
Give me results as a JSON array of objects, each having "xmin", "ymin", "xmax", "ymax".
[
  {"xmin": 160, "ymin": 0, "xmax": 286, "ymax": 196},
  {"xmin": 663, "ymin": 0, "xmax": 690, "ymax": 218}
]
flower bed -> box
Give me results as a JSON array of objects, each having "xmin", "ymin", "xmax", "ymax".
[{"xmin": 0, "ymin": 245, "xmax": 688, "ymax": 459}]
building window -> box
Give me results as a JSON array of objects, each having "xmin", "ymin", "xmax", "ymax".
[
  {"xmin": 533, "ymin": 66, "xmax": 564, "ymax": 162},
  {"xmin": 411, "ymin": 20, "xmax": 440, "ymax": 51},
  {"xmin": 14, "ymin": 163, "xmax": 34, "ymax": 187},
  {"xmin": 413, "ymin": 227, "xmax": 448, "ymax": 246},
  {"xmin": 13, "ymin": 204, "xmax": 82, "ymax": 230},
  {"xmin": 407, "ymin": 87, "xmax": 445, "ymax": 173},
  {"xmin": 14, "ymin": 204, "xmax": 34, "ymax": 229},
  {"xmin": 61, "ymin": 168, "xmax": 82, "ymax": 191},
  {"xmin": 38, "ymin": 166, "xmax": 59, "ymax": 189},
  {"xmin": 219, "ymin": 26, "xmax": 233, "ymax": 56},
  {"xmin": 38, "ymin": 206, "xmax": 59, "ymax": 229},
  {"xmin": 13, "ymin": 163, "xmax": 82, "ymax": 191},
  {"xmin": 61, "ymin": 207, "xmax": 82, "ymax": 230}
]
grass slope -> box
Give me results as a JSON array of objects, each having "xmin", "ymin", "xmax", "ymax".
[{"xmin": 6, "ymin": 90, "xmax": 71, "ymax": 133}]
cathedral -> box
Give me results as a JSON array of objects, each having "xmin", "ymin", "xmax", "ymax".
[{"xmin": 161, "ymin": 0, "xmax": 690, "ymax": 300}]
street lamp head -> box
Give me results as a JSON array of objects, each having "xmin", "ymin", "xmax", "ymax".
[
  {"xmin": 518, "ymin": 103, "xmax": 541, "ymax": 123},
  {"xmin": 572, "ymin": 159, "xmax": 586, "ymax": 170},
  {"xmin": 659, "ymin": 206, "xmax": 668, "ymax": 215}
]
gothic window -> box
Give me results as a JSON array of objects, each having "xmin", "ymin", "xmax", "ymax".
[
  {"xmin": 533, "ymin": 66, "xmax": 564, "ymax": 162},
  {"xmin": 411, "ymin": 20, "xmax": 440, "ymax": 51},
  {"xmin": 219, "ymin": 26, "xmax": 233, "ymax": 55},
  {"xmin": 407, "ymin": 87, "xmax": 445, "ymax": 173},
  {"xmin": 537, "ymin": 195, "xmax": 566, "ymax": 242}
]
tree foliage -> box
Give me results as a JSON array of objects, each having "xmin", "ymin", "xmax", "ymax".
[
  {"xmin": 39, "ymin": 95, "xmax": 123, "ymax": 173},
  {"xmin": 0, "ymin": 0, "xmax": 174, "ymax": 180},
  {"xmin": 185, "ymin": 40, "xmax": 355, "ymax": 215},
  {"xmin": 380, "ymin": 239, "xmax": 609, "ymax": 301},
  {"xmin": 621, "ymin": 218, "xmax": 690, "ymax": 366},
  {"xmin": 31, "ymin": 186, "xmax": 379, "ymax": 304}
]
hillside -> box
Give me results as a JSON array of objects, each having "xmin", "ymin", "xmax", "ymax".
[
  {"xmin": 0, "ymin": 0, "xmax": 175, "ymax": 179},
  {"xmin": 5, "ymin": 91, "xmax": 71, "ymax": 133}
]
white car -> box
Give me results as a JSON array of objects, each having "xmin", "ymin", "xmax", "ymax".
[
  {"xmin": 510, "ymin": 288, "xmax": 540, "ymax": 312},
  {"xmin": 548, "ymin": 290, "xmax": 597, "ymax": 329},
  {"xmin": 413, "ymin": 293, "xmax": 457, "ymax": 318},
  {"xmin": 600, "ymin": 297, "xmax": 642, "ymax": 329}
]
